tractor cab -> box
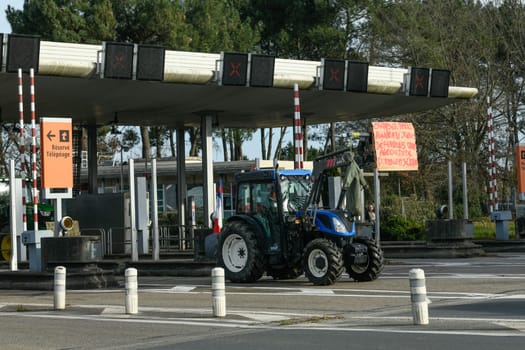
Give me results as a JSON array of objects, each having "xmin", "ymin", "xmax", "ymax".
[{"xmin": 233, "ymin": 168, "xmax": 311, "ymax": 253}]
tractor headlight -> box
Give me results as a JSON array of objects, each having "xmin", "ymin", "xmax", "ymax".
[{"xmin": 331, "ymin": 216, "xmax": 347, "ymax": 233}]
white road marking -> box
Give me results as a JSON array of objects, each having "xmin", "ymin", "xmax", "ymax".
[
  {"xmin": 162, "ymin": 285, "xmax": 512, "ymax": 300},
  {"xmin": 2, "ymin": 311, "xmax": 524, "ymax": 337},
  {"xmin": 497, "ymin": 294, "xmax": 525, "ymax": 299},
  {"xmin": 287, "ymin": 324, "xmax": 525, "ymax": 337},
  {"xmin": 494, "ymin": 321, "xmax": 525, "ymax": 332},
  {"xmin": 300, "ymin": 288, "xmax": 335, "ymax": 295},
  {"xmin": 382, "ymin": 273, "xmax": 525, "ymax": 279},
  {"xmin": 70, "ymin": 284, "xmax": 522, "ymax": 301},
  {"xmin": 1, "ymin": 311, "xmax": 259, "ymax": 328},
  {"xmin": 170, "ymin": 285, "xmax": 197, "ymax": 292},
  {"xmin": 0, "ymin": 302, "xmax": 315, "ymax": 324}
]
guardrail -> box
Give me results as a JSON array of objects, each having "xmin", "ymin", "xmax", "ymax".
[
  {"xmin": 80, "ymin": 225, "xmax": 202, "ymax": 257},
  {"xmin": 158, "ymin": 225, "xmax": 196, "ymax": 252}
]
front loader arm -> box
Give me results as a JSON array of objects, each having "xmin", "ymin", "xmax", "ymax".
[{"xmin": 303, "ymin": 148, "xmax": 354, "ymax": 212}]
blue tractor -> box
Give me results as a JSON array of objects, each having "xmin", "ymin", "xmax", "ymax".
[{"xmin": 217, "ymin": 148, "xmax": 384, "ymax": 285}]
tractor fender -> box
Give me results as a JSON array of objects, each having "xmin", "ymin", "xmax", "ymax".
[{"xmin": 225, "ymin": 214, "xmax": 269, "ymax": 245}]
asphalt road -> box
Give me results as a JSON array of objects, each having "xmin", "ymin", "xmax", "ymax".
[{"xmin": 0, "ymin": 253, "xmax": 524, "ymax": 349}]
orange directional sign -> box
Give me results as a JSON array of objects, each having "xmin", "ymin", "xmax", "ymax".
[
  {"xmin": 40, "ymin": 117, "xmax": 73, "ymax": 189},
  {"xmin": 516, "ymin": 145, "xmax": 525, "ymax": 193}
]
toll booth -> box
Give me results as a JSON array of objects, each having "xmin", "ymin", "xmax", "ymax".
[
  {"xmin": 65, "ymin": 179, "xmax": 149, "ymax": 256},
  {"xmin": 21, "ymin": 230, "xmax": 55, "ymax": 272},
  {"xmin": 491, "ymin": 211, "xmax": 512, "ymax": 240}
]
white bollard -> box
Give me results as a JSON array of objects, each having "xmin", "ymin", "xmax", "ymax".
[
  {"xmin": 54, "ymin": 266, "xmax": 66, "ymax": 310},
  {"xmin": 125, "ymin": 268, "xmax": 138, "ymax": 315},
  {"xmin": 211, "ymin": 267, "xmax": 226, "ymax": 317},
  {"xmin": 409, "ymin": 268, "xmax": 430, "ymax": 325}
]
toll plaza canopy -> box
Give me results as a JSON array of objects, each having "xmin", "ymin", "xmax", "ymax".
[
  {"xmin": 0, "ymin": 37, "xmax": 478, "ymax": 229},
  {"xmin": 0, "ymin": 40, "xmax": 478, "ymax": 128}
]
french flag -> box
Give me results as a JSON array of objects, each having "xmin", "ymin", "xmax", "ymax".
[{"xmin": 213, "ymin": 178, "xmax": 223, "ymax": 233}]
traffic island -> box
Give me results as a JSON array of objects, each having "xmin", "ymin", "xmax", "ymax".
[
  {"xmin": 381, "ymin": 219, "xmax": 485, "ymax": 258},
  {"xmin": 0, "ymin": 267, "xmax": 118, "ymax": 290},
  {"xmin": 0, "ymin": 235, "xmax": 119, "ymax": 290},
  {"xmin": 425, "ymin": 219, "xmax": 485, "ymax": 257},
  {"xmin": 381, "ymin": 240, "xmax": 485, "ymax": 259}
]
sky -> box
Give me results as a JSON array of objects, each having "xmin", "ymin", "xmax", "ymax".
[
  {"xmin": 0, "ymin": 0, "xmax": 298, "ymax": 161},
  {"xmin": 1, "ymin": 0, "xmax": 22, "ymax": 33}
]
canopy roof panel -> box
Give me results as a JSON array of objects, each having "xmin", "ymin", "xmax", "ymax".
[{"xmin": 0, "ymin": 40, "xmax": 478, "ymax": 128}]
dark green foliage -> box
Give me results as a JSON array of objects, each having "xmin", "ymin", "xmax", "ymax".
[
  {"xmin": 279, "ymin": 142, "xmax": 324, "ymax": 162},
  {"xmin": 0, "ymin": 194, "xmax": 9, "ymax": 231},
  {"xmin": 380, "ymin": 194, "xmax": 430, "ymax": 241},
  {"xmin": 380, "ymin": 215, "xmax": 424, "ymax": 241}
]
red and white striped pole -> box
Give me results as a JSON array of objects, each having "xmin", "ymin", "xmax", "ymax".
[
  {"xmin": 18, "ymin": 68, "xmax": 27, "ymax": 232},
  {"xmin": 487, "ymin": 97, "xmax": 498, "ymax": 213},
  {"xmin": 30, "ymin": 68, "xmax": 38, "ymax": 231},
  {"xmin": 293, "ymin": 83, "xmax": 303, "ymax": 169}
]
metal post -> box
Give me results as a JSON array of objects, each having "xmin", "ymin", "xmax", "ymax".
[
  {"xmin": 359, "ymin": 169, "xmax": 365, "ymax": 222},
  {"xmin": 120, "ymin": 146, "xmax": 124, "ymax": 192},
  {"xmin": 487, "ymin": 97, "xmax": 498, "ymax": 212},
  {"xmin": 374, "ymin": 169, "xmax": 380, "ymax": 246},
  {"xmin": 176, "ymin": 128, "xmax": 187, "ymax": 244},
  {"xmin": 201, "ymin": 117, "xmax": 214, "ymax": 229},
  {"xmin": 448, "ymin": 161, "xmax": 453, "ymax": 219},
  {"xmin": 129, "ymin": 159, "xmax": 138, "ymax": 261},
  {"xmin": 18, "ymin": 69, "xmax": 27, "ymax": 233},
  {"xmin": 151, "ymin": 158, "xmax": 159, "ymax": 261},
  {"xmin": 87, "ymin": 124, "xmax": 98, "ymax": 194},
  {"xmin": 54, "ymin": 198, "xmax": 63, "ymax": 237},
  {"xmin": 30, "ymin": 69, "xmax": 38, "ymax": 232},
  {"xmin": 189, "ymin": 196, "xmax": 196, "ymax": 227},
  {"xmin": 293, "ymin": 83, "xmax": 303, "ymax": 169},
  {"xmin": 462, "ymin": 162, "xmax": 468, "ymax": 220},
  {"xmin": 9, "ymin": 160, "xmax": 18, "ymax": 271},
  {"xmin": 189, "ymin": 195, "xmax": 196, "ymax": 250}
]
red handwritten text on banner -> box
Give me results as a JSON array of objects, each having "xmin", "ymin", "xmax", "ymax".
[{"xmin": 372, "ymin": 122, "xmax": 418, "ymax": 171}]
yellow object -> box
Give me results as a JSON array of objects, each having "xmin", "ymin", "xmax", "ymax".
[
  {"xmin": 1, "ymin": 235, "xmax": 11, "ymax": 261},
  {"xmin": 45, "ymin": 221, "xmax": 81, "ymax": 236}
]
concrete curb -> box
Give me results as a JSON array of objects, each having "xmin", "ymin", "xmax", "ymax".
[
  {"xmin": 0, "ymin": 268, "xmax": 119, "ymax": 290},
  {"xmin": 381, "ymin": 240, "xmax": 486, "ymax": 259},
  {"xmin": 1, "ymin": 240, "xmax": 524, "ymax": 290}
]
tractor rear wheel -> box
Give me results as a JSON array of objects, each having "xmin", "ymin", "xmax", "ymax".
[
  {"xmin": 345, "ymin": 238, "xmax": 384, "ymax": 282},
  {"xmin": 303, "ymin": 238, "xmax": 344, "ymax": 286},
  {"xmin": 217, "ymin": 221, "xmax": 265, "ymax": 283}
]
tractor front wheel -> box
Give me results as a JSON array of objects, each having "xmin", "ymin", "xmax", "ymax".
[
  {"xmin": 303, "ymin": 238, "xmax": 343, "ymax": 286},
  {"xmin": 345, "ymin": 238, "xmax": 384, "ymax": 282},
  {"xmin": 217, "ymin": 221, "xmax": 265, "ymax": 283}
]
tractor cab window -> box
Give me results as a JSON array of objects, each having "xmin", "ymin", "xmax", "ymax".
[
  {"xmin": 236, "ymin": 181, "xmax": 280, "ymax": 249},
  {"xmin": 236, "ymin": 183, "xmax": 250, "ymax": 213},
  {"xmin": 236, "ymin": 182, "xmax": 275, "ymax": 214},
  {"xmin": 281, "ymin": 176, "xmax": 311, "ymax": 212}
]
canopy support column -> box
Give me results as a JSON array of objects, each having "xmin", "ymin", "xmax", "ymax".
[
  {"xmin": 201, "ymin": 116, "xmax": 215, "ymax": 228},
  {"xmin": 176, "ymin": 128, "xmax": 187, "ymax": 247},
  {"xmin": 87, "ymin": 124, "xmax": 98, "ymax": 194}
]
